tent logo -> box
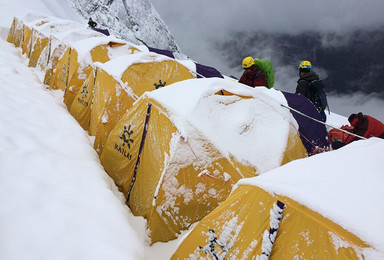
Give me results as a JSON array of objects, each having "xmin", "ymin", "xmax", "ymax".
[
  {"xmin": 198, "ymin": 229, "xmax": 231, "ymax": 260},
  {"xmin": 114, "ymin": 125, "xmax": 134, "ymax": 160},
  {"xmin": 77, "ymin": 83, "xmax": 89, "ymax": 106},
  {"xmin": 58, "ymin": 64, "xmax": 67, "ymax": 84},
  {"xmin": 154, "ymin": 79, "xmax": 166, "ymax": 89}
]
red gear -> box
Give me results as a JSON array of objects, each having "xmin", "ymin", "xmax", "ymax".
[
  {"xmin": 238, "ymin": 65, "xmax": 267, "ymax": 88},
  {"xmin": 348, "ymin": 113, "xmax": 384, "ymax": 140}
]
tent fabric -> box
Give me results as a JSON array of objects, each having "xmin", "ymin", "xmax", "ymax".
[
  {"xmin": 28, "ymin": 29, "xmax": 50, "ymax": 67},
  {"xmin": 282, "ymin": 91, "xmax": 329, "ymax": 155},
  {"xmin": 68, "ymin": 69, "xmax": 96, "ymax": 130},
  {"xmin": 90, "ymin": 27, "xmax": 110, "ymax": 36},
  {"xmin": 148, "ymin": 46, "xmax": 175, "ymax": 58},
  {"xmin": 172, "ymin": 184, "xmax": 369, "ymax": 259},
  {"xmin": 100, "ymin": 96, "xmax": 258, "ymax": 244},
  {"xmin": 195, "ymin": 63, "xmax": 223, "ymax": 78},
  {"xmin": 7, "ymin": 17, "xmax": 24, "ymax": 47},
  {"xmin": 42, "ymin": 28, "xmax": 107, "ymax": 86},
  {"xmin": 99, "ymin": 80, "xmax": 307, "ymax": 244},
  {"xmin": 50, "ymin": 39, "xmax": 136, "ymax": 108},
  {"xmin": 89, "ymin": 54, "xmax": 194, "ymax": 155}
]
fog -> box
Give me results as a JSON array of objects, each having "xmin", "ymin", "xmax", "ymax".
[{"xmin": 151, "ymin": 0, "xmax": 384, "ymax": 122}]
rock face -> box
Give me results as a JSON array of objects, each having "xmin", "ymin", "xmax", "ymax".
[{"xmin": 70, "ymin": 0, "xmax": 180, "ymax": 53}]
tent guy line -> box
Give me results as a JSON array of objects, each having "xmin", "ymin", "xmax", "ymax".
[{"xmin": 280, "ymin": 104, "xmax": 366, "ymax": 140}]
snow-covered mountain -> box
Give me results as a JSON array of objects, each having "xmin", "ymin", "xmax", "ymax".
[{"xmin": 70, "ymin": 0, "xmax": 181, "ymax": 53}]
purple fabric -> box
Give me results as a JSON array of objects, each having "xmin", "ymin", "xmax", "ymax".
[
  {"xmin": 147, "ymin": 47, "xmax": 175, "ymax": 58},
  {"xmin": 282, "ymin": 92, "xmax": 329, "ymax": 155},
  {"xmin": 91, "ymin": 27, "xmax": 110, "ymax": 36},
  {"xmin": 195, "ymin": 63, "xmax": 223, "ymax": 78}
]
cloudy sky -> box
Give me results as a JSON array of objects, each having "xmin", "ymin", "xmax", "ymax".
[
  {"xmin": 151, "ymin": 0, "xmax": 384, "ymax": 121},
  {"xmin": 151, "ymin": 0, "xmax": 384, "ymax": 71}
]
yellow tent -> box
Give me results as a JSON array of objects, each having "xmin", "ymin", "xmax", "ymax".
[
  {"xmin": 29, "ymin": 20, "xmax": 85, "ymax": 72},
  {"xmin": 171, "ymin": 138, "xmax": 384, "ymax": 259},
  {"xmin": 100, "ymin": 78, "xmax": 307, "ymax": 244},
  {"xmin": 63, "ymin": 38, "xmax": 144, "ymax": 131},
  {"xmin": 172, "ymin": 184, "xmax": 368, "ymax": 259},
  {"xmin": 68, "ymin": 68, "xmax": 97, "ymax": 130},
  {"xmin": 7, "ymin": 17, "xmax": 24, "ymax": 47},
  {"xmin": 88, "ymin": 52, "xmax": 194, "ymax": 154},
  {"xmin": 19, "ymin": 14, "xmax": 51, "ymax": 57},
  {"xmin": 42, "ymin": 27, "xmax": 105, "ymax": 86},
  {"xmin": 49, "ymin": 36, "xmax": 140, "ymax": 107}
]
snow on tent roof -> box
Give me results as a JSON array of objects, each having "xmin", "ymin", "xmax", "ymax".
[
  {"xmin": 20, "ymin": 11, "xmax": 51, "ymax": 25},
  {"xmin": 145, "ymin": 78, "xmax": 302, "ymax": 173},
  {"xmin": 51, "ymin": 27, "xmax": 105, "ymax": 44},
  {"xmin": 69, "ymin": 36, "xmax": 145, "ymax": 65},
  {"xmin": 237, "ymin": 138, "xmax": 384, "ymax": 252},
  {"xmin": 94, "ymin": 52, "xmax": 175, "ymax": 83},
  {"xmin": 34, "ymin": 19, "xmax": 84, "ymax": 37}
]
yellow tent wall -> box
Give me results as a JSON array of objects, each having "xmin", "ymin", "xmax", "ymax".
[
  {"xmin": 281, "ymin": 127, "xmax": 307, "ymax": 165},
  {"xmin": 21, "ymin": 24, "xmax": 32, "ymax": 56},
  {"xmin": 63, "ymin": 41, "xmax": 132, "ymax": 108},
  {"xmin": 68, "ymin": 68, "xmax": 96, "ymax": 130},
  {"xmin": 49, "ymin": 46, "xmax": 79, "ymax": 91},
  {"xmin": 43, "ymin": 43, "xmax": 66, "ymax": 86},
  {"xmin": 28, "ymin": 29, "xmax": 49, "ymax": 67},
  {"xmin": 89, "ymin": 68, "xmax": 136, "ymax": 153},
  {"xmin": 90, "ymin": 58, "xmax": 194, "ymax": 155},
  {"xmin": 7, "ymin": 17, "xmax": 24, "ymax": 47},
  {"xmin": 21, "ymin": 20, "xmax": 49, "ymax": 57},
  {"xmin": 172, "ymin": 184, "xmax": 369, "ymax": 259},
  {"xmin": 100, "ymin": 96, "xmax": 257, "ymax": 244}
]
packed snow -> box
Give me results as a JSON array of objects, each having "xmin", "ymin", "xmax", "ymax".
[{"xmin": 1, "ymin": 1, "xmax": 384, "ymax": 260}]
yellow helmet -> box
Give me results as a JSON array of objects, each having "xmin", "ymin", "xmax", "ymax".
[
  {"xmin": 298, "ymin": 60, "xmax": 312, "ymax": 69},
  {"xmin": 242, "ymin": 56, "xmax": 255, "ymax": 69}
]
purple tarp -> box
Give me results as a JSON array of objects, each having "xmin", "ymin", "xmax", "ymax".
[
  {"xmin": 91, "ymin": 27, "xmax": 110, "ymax": 36},
  {"xmin": 282, "ymin": 91, "xmax": 329, "ymax": 155},
  {"xmin": 195, "ymin": 63, "xmax": 223, "ymax": 78},
  {"xmin": 147, "ymin": 47, "xmax": 175, "ymax": 58}
]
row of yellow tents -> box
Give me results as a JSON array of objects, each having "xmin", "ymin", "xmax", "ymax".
[{"xmin": 7, "ymin": 12, "xmax": 373, "ymax": 259}]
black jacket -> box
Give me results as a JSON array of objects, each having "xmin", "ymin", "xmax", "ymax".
[{"xmin": 295, "ymin": 71, "xmax": 320, "ymax": 100}]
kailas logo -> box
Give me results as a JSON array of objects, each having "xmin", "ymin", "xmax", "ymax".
[
  {"xmin": 114, "ymin": 125, "xmax": 134, "ymax": 160},
  {"xmin": 154, "ymin": 79, "xmax": 166, "ymax": 89},
  {"xmin": 81, "ymin": 83, "xmax": 88, "ymax": 98},
  {"xmin": 198, "ymin": 229, "xmax": 231, "ymax": 260},
  {"xmin": 77, "ymin": 83, "xmax": 89, "ymax": 106}
]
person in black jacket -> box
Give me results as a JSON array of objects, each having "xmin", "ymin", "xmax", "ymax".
[
  {"xmin": 88, "ymin": 18, "xmax": 97, "ymax": 28},
  {"xmin": 295, "ymin": 60, "xmax": 326, "ymax": 122}
]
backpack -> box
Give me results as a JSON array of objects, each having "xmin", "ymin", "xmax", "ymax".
[
  {"xmin": 307, "ymin": 79, "xmax": 329, "ymax": 113},
  {"xmin": 254, "ymin": 59, "xmax": 274, "ymax": 89}
]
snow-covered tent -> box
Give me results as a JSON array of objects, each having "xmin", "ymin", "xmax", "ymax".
[
  {"xmin": 88, "ymin": 52, "xmax": 194, "ymax": 154},
  {"xmin": 172, "ymin": 138, "xmax": 384, "ymax": 259},
  {"xmin": 49, "ymin": 36, "xmax": 142, "ymax": 108},
  {"xmin": 29, "ymin": 19, "xmax": 85, "ymax": 71},
  {"xmin": 99, "ymin": 78, "xmax": 307, "ymax": 244},
  {"xmin": 42, "ymin": 27, "xmax": 105, "ymax": 86},
  {"xmin": 18, "ymin": 13, "xmax": 51, "ymax": 57},
  {"xmin": 7, "ymin": 16, "xmax": 24, "ymax": 47}
]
